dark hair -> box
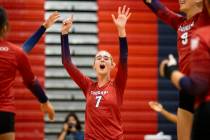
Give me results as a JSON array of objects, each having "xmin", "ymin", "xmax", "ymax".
[
  {"xmin": 0, "ymin": 7, "xmax": 8, "ymax": 37},
  {"xmin": 64, "ymin": 112, "xmax": 82, "ymax": 131}
]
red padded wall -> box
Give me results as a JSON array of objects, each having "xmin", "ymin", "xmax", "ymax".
[
  {"xmin": 0, "ymin": 0, "xmax": 45, "ymax": 140},
  {"xmin": 98, "ymin": 0, "xmax": 158, "ymax": 139}
]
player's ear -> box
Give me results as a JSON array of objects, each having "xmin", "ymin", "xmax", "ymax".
[
  {"xmin": 111, "ymin": 62, "xmax": 116, "ymax": 69},
  {"xmin": 0, "ymin": 24, "xmax": 8, "ymax": 38},
  {"xmin": 92, "ymin": 59, "xmax": 96, "ymax": 70}
]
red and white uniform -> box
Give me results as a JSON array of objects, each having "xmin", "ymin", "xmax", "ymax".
[
  {"xmin": 0, "ymin": 40, "xmax": 35, "ymax": 113},
  {"xmin": 61, "ymin": 35, "xmax": 128, "ymax": 140},
  {"xmin": 190, "ymin": 25, "xmax": 210, "ymax": 104}
]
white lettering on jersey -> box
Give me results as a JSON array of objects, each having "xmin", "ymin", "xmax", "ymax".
[
  {"xmin": 178, "ymin": 21, "xmax": 194, "ymax": 32},
  {"xmin": 91, "ymin": 90, "xmax": 109, "ymax": 96},
  {"xmin": 0, "ymin": 47, "xmax": 9, "ymax": 52}
]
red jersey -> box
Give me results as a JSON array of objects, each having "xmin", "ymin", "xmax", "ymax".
[
  {"xmin": 0, "ymin": 40, "xmax": 35, "ymax": 113},
  {"xmin": 61, "ymin": 35, "xmax": 128, "ymax": 140},
  {"xmin": 176, "ymin": 9, "xmax": 210, "ymax": 75},
  {"xmin": 145, "ymin": 0, "xmax": 210, "ymax": 75},
  {"xmin": 190, "ymin": 26, "xmax": 210, "ymax": 105}
]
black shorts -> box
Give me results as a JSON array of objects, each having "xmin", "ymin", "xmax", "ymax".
[
  {"xmin": 0, "ymin": 111, "xmax": 15, "ymax": 134},
  {"xmin": 191, "ymin": 102, "xmax": 210, "ymax": 140},
  {"xmin": 179, "ymin": 90, "xmax": 195, "ymax": 113}
]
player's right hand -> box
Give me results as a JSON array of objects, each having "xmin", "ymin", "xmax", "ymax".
[
  {"xmin": 43, "ymin": 11, "xmax": 60, "ymax": 29},
  {"xmin": 148, "ymin": 101, "xmax": 163, "ymax": 112},
  {"xmin": 41, "ymin": 101, "xmax": 55, "ymax": 121}
]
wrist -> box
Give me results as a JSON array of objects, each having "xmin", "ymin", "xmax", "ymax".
[
  {"xmin": 62, "ymin": 129, "xmax": 68, "ymax": 133},
  {"xmin": 118, "ymin": 28, "xmax": 126, "ymax": 37},
  {"xmin": 62, "ymin": 31, "xmax": 69, "ymax": 35},
  {"xmin": 164, "ymin": 64, "xmax": 178, "ymax": 79},
  {"xmin": 42, "ymin": 22, "xmax": 49, "ymax": 29}
]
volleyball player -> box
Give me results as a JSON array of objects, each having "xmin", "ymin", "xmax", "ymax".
[{"xmin": 60, "ymin": 6, "xmax": 131, "ymax": 140}]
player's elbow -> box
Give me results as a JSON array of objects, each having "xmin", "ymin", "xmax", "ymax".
[{"xmin": 62, "ymin": 58, "xmax": 71, "ymax": 68}]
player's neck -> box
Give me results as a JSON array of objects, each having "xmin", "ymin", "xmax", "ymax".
[
  {"xmin": 186, "ymin": 7, "xmax": 202, "ymax": 20},
  {"xmin": 97, "ymin": 75, "xmax": 110, "ymax": 88}
]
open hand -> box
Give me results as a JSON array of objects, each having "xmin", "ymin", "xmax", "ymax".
[{"xmin": 43, "ymin": 11, "xmax": 60, "ymax": 29}]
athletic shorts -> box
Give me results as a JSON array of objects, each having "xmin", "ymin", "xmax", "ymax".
[
  {"xmin": 179, "ymin": 90, "xmax": 195, "ymax": 113},
  {"xmin": 0, "ymin": 111, "xmax": 15, "ymax": 134},
  {"xmin": 191, "ymin": 102, "xmax": 210, "ymax": 140}
]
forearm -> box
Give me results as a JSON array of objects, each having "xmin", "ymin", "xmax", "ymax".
[
  {"xmin": 115, "ymin": 37, "xmax": 128, "ymax": 90},
  {"xmin": 161, "ymin": 109, "xmax": 177, "ymax": 124},
  {"xmin": 61, "ymin": 34, "xmax": 72, "ymax": 65},
  {"xmin": 22, "ymin": 25, "xmax": 46, "ymax": 53},
  {"xmin": 144, "ymin": 0, "xmax": 183, "ymax": 29},
  {"xmin": 143, "ymin": 0, "xmax": 164, "ymax": 13},
  {"xmin": 119, "ymin": 37, "xmax": 128, "ymax": 63},
  {"xmin": 26, "ymin": 78, "xmax": 48, "ymax": 103},
  {"xmin": 60, "ymin": 34, "xmax": 91, "ymax": 92}
]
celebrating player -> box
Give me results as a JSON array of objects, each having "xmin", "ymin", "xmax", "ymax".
[
  {"xmin": 144, "ymin": 0, "xmax": 210, "ymax": 139},
  {"xmin": 0, "ymin": 7, "xmax": 55, "ymax": 140},
  {"xmin": 60, "ymin": 6, "xmax": 130, "ymax": 140},
  {"xmin": 159, "ymin": 2, "xmax": 210, "ymax": 139}
]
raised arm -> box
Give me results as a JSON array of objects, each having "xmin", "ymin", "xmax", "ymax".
[
  {"xmin": 112, "ymin": 6, "xmax": 130, "ymax": 95},
  {"xmin": 60, "ymin": 16, "xmax": 93, "ymax": 95},
  {"xmin": 22, "ymin": 12, "xmax": 60, "ymax": 53},
  {"xmin": 16, "ymin": 48, "xmax": 55, "ymax": 121},
  {"xmin": 143, "ymin": 0, "xmax": 184, "ymax": 29}
]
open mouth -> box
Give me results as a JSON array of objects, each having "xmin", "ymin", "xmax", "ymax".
[{"xmin": 100, "ymin": 64, "xmax": 105, "ymax": 69}]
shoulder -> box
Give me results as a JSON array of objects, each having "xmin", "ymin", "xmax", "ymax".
[
  {"xmin": 6, "ymin": 41, "xmax": 24, "ymax": 54},
  {"xmin": 194, "ymin": 26, "xmax": 210, "ymax": 37},
  {"xmin": 1, "ymin": 41, "xmax": 18, "ymax": 51}
]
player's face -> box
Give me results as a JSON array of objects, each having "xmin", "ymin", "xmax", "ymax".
[
  {"xmin": 179, "ymin": 0, "xmax": 197, "ymax": 13},
  {"xmin": 94, "ymin": 51, "xmax": 114, "ymax": 76}
]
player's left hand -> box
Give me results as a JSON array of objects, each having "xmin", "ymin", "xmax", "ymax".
[
  {"xmin": 43, "ymin": 11, "xmax": 60, "ymax": 29},
  {"xmin": 159, "ymin": 54, "xmax": 178, "ymax": 79},
  {"xmin": 112, "ymin": 5, "xmax": 131, "ymax": 31},
  {"xmin": 41, "ymin": 101, "xmax": 55, "ymax": 121},
  {"xmin": 61, "ymin": 16, "xmax": 73, "ymax": 35}
]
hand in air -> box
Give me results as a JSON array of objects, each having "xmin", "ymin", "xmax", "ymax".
[
  {"xmin": 112, "ymin": 5, "xmax": 131, "ymax": 31},
  {"xmin": 61, "ymin": 15, "xmax": 73, "ymax": 34},
  {"xmin": 43, "ymin": 11, "xmax": 60, "ymax": 29}
]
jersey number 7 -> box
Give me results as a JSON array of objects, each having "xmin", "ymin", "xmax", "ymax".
[{"xmin": 96, "ymin": 95, "xmax": 102, "ymax": 107}]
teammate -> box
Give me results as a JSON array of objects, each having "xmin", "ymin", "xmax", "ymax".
[
  {"xmin": 0, "ymin": 7, "xmax": 55, "ymax": 140},
  {"xmin": 144, "ymin": 0, "xmax": 210, "ymax": 139},
  {"xmin": 60, "ymin": 6, "xmax": 130, "ymax": 140},
  {"xmin": 159, "ymin": 1, "xmax": 210, "ymax": 139}
]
